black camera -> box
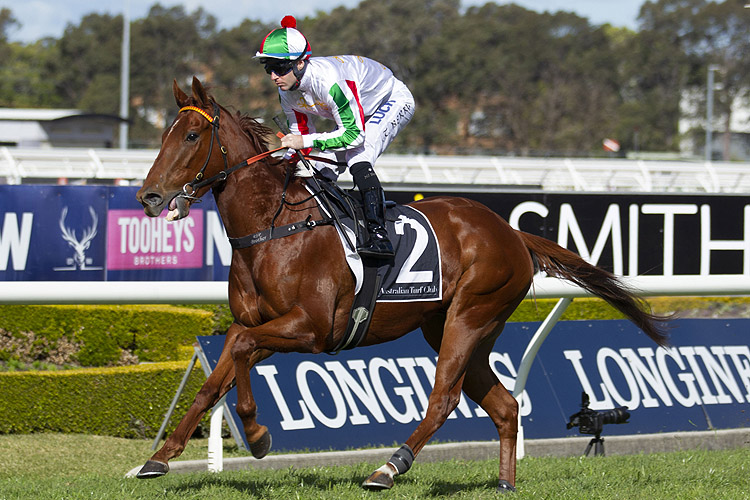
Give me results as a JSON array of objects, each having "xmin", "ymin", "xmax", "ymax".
[{"xmin": 567, "ymin": 392, "xmax": 630, "ymax": 436}]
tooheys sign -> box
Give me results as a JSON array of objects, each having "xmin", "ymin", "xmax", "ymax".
[{"xmin": 1, "ymin": 186, "xmax": 749, "ymax": 279}]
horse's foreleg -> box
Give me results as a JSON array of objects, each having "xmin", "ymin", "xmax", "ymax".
[
  {"xmin": 137, "ymin": 323, "xmax": 271, "ymax": 478},
  {"xmin": 230, "ymin": 308, "xmax": 319, "ymax": 461}
]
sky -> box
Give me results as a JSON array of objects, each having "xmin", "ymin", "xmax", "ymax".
[{"xmin": 0, "ymin": 0, "xmax": 648, "ymax": 44}]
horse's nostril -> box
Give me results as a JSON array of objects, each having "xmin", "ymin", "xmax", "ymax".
[{"xmin": 143, "ymin": 192, "xmax": 163, "ymax": 207}]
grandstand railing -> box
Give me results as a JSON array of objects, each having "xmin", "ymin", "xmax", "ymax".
[{"xmin": 1, "ymin": 146, "xmax": 749, "ymax": 193}]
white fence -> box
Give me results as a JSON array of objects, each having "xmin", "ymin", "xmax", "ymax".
[
  {"xmin": 2, "ymin": 146, "xmax": 749, "ymax": 193},
  {"xmin": 1, "ymin": 274, "xmax": 748, "ymax": 304}
]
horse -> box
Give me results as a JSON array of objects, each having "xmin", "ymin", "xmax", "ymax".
[{"xmin": 135, "ymin": 76, "xmax": 669, "ymax": 492}]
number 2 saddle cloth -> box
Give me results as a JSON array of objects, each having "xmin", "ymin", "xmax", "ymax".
[{"xmin": 311, "ymin": 178, "xmax": 442, "ymax": 303}]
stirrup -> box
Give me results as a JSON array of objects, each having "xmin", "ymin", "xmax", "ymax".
[{"xmin": 357, "ymin": 229, "xmax": 394, "ymax": 258}]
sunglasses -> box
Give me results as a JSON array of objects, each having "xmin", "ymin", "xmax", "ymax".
[{"xmin": 264, "ymin": 61, "xmax": 295, "ymax": 76}]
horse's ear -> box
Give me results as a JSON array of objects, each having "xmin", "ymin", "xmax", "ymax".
[
  {"xmin": 191, "ymin": 76, "xmax": 209, "ymax": 107},
  {"xmin": 173, "ymin": 79, "xmax": 189, "ymax": 107}
]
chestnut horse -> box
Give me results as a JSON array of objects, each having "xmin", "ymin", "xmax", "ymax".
[{"xmin": 135, "ymin": 77, "xmax": 669, "ymax": 492}]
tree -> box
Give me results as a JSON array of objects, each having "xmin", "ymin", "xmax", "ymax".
[
  {"xmin": 2, "ymin": 0, "xmax": 744, "ymax": 157},
  {"xmin": 618, "ymin": 0, "xmax": 707, "ymax": 152},
  {"xmin": 437, "ymin": 4, "xmax": 623, "ymax": 155},
  {"xmin": 0, "ymin": 41, "xmax": 61, "ymax": 108},
  {"xmin": 0, "ymin": 8, "xmax": 61, "ymax": 108},
  {"xmin": 1, "ymin": 7, "xmax": 17, "ymax": 43},
  {"xmin": 52, "ymin": 13, "xmax": 123, "ymax": 107},
  {"xmin": 689, "ymin": 0, "xmax": 750, "ymax": 159},
  {"xmin": 208, "ymin": 19, "xmax": 279, "ymax": 124},
  {"xmin": 128, "ymin": 5, "xmax": 219, "ymax": 147}
]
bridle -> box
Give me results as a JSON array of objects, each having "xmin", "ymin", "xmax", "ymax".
[
  {"xmin": 175, "ymin": 102, "xmax": 334, "ymax": 244},
  {"xmin": 178, "ymin": 102, "xmax": 284, "ymax": 199}
]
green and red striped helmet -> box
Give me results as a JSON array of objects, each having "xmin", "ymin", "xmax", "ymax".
[{"xmin": 255, "ymin": 16, "xmax": 311, "ymax": 61}]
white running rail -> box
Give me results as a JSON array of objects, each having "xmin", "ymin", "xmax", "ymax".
[{"xmin": 2, "ymin": 146, "xmax": 749, "ymax": 193}]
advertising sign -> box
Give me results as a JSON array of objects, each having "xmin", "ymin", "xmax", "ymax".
[
  {"xmin": 388, "ymin": 191, "xmax": 750, "ymax": 277},
  {"xmin": 2, "ymin": 185, "xmax": 748, "ymax": 281},
  {"xmin": 106, "ymin": 209, "xmax": 203, "ymax": 271},
  {"xmin": 0, "ymin": 186, "xmax": 230, "ymax": 281},
  {"xmin": 197, "ymin": 318, "xmax": 750, "ymax": 452},
  {"xmin": 0, "ymin": 185, "xmax": 108, "ymax": 281}
]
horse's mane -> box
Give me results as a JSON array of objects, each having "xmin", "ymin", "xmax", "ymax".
[{"xmin": 236, "ymin": 112, "xmax": 274, "ymax": 154}]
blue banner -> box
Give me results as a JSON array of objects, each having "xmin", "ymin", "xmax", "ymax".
[
  {"xmin": 0, "ymin": 185, "xmax": 230, "ymax": 281},
  {"xmin": 197, "ymin": 319, "xmax": 750, "ymax": 452},
  {"xmin": 2, "ymin": 185, "xmax": 749, "ymax": 280}
]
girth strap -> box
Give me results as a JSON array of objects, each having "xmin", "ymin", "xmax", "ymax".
[{"xmin": 229, "ymin": 216, "xmax": 332, "ymax": 249}]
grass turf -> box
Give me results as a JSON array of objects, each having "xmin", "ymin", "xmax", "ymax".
[{"xmin": 0, "ymin": 433, "xmax": 748, "ymax": 499}]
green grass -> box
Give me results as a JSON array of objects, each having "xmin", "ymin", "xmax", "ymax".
[{"xmin": 0, "ymin": 434, "xmax": 748, "ymax": 499}]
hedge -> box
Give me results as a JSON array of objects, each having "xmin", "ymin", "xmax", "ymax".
[
  {"xmin": 0, "ymin": 305, "xmax": 214, "ymax": 366},
  {"xmin": 0, "ymin": 361, "xmax": 207, "ymax": 438},
  {"xmin": 3, "ymin": 298, "xmax": 746, "ymax": 369},
  {"xmin": 508, "ymin": 296, "xmax": 750, "ymax": 322}
]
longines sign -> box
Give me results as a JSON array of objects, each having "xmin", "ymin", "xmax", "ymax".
[
  {"xmin": 198, "ymin": 319, "xmax": 750, "ymax": 451},
  {"xmin": 1, "ymin": 186, "xmax": 748, "ymax": 280}
]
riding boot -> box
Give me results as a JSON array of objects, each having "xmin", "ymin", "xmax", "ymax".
[
  {"xmin": 359, "ymin": 187, "xmax": 394, "ymax": 258},
  {"xmin": 350, "ymin": 162, "xmax": 394, "ymax": 259}
]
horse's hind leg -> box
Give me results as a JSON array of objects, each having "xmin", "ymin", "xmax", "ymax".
[
  {"xmin": 421, "ymin": 323, "xmax": 518, "ymax": 492},
  {"xmin": 362, "ymin": 262, "xmax": 529, "ymax": 491},
  {"xmin": 362, "ymin": 313, "xmax": 494, "ymax": 490},
  {"xmin": 461, "ymin": 337, "xmax": 518, "ymax": 492}
]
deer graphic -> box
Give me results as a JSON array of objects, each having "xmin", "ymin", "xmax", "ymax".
[{"xmin": 59, "ymin": 206, "xmax": 98, "ymax": 270}]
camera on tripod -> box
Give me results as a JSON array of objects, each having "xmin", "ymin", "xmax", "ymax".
[{"xmin": 566, "ymin": 392, "xmax": 630, "ymax": 456}]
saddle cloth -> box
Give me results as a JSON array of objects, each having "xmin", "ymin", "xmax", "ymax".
[{"xmin": 309, "ymin": 182, "xmax": 442, "ymax": 303}]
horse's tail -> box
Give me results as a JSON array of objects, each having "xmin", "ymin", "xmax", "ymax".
[{"xmin": 518, "ymin": 231, "xmax": 670, "ymax": 347}]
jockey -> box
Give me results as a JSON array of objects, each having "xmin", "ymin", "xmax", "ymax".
[{"xmin": 255, "ymin": 16, "xmax": 415, "ymax": 259}]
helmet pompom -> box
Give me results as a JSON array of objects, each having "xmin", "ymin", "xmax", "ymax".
[{"xmin": 280, "ymin": 16, "xmax": 297, "ymax": 28}]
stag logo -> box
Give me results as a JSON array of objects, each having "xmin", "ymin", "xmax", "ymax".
[{"xmin": 53, "ymin": 206, "xmax": 103, "ymax": 271}]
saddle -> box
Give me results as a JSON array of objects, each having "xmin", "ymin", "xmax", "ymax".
[
  {"xmin": 228, "ymin": 174, "xmax": 441, "ymax": 354},
  {"xmin": 308, "ymin": 177, "xmax": 442, "ymax": 353},
  {"xmin": 313, "ymin": 176, "xmax": 384, "ymax": 247}
]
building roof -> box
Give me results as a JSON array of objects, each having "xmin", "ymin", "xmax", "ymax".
[{"xmin": 0, "ymin": 108, "xmax": 83, "ymax": 121}]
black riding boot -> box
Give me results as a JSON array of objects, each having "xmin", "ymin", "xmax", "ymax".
[
  {"xmin": 359, "ymin": 186, "xmax": 394, "ymax": 258},
  {"xmin": 350, "ymin": 162, "xmax": 394, "ymax": 259}
]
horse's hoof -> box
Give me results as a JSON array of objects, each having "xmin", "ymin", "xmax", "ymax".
[
  {"xmin": 249, "ymin": 429, "xmax": 272, "ymax": 459},
  {"xmin": 497, "ymin": 479, "xmax": 517, "ymax": 493},
  {"xmin": 362, "ymin": 470, "xmax": 394, "ymax": 490},
  {"xmin": 135, "ymin": 460, "xmax": 169, "ymax": 479}
]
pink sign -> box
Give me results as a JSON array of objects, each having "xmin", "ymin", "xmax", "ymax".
[{"xmin": 106, "ymin": 209, "xmax": 204, "ymax": 270}]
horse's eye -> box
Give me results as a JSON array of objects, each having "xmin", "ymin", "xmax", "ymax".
[{"xmin": 186, "ymin": 132, "xmax": 199, "ymax": 142}]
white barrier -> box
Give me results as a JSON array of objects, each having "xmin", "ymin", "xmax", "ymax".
[
  {"xmin": 0, "ymin": 281, "xmax": 229, "ymax": 304},
  {"xmin": 1, "ymin": 274, "xmax": 748, "ymax": 304},
  {"xmin": 2, "ymin": 146, "xmax": 750, "ymax": 193}
]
